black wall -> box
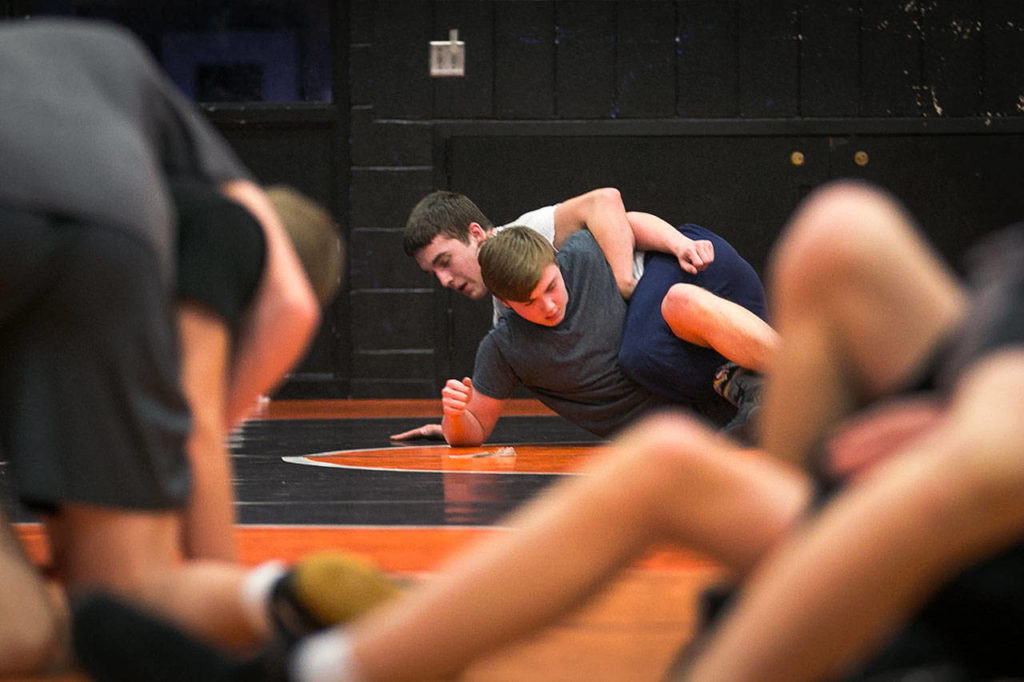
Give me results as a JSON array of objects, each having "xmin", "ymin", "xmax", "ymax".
[
  {"xmin": 11, "ymin": 2, "xmax": 1024, "ymax": 399},
  {"xmin": 344, "ymin": 0, "xmax": 1024, "ymax": 398}
]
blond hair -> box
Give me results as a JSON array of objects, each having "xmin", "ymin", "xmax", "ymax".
[
  {"xmin": 266, "ymin": 186, "xmax": 344, "ymax": 305},
  {"xmin": 478, "ymin": 226, "xmax": 555, "ymax": 302}
]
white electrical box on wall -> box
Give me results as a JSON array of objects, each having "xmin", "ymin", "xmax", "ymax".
[{"xmin": 430, "ymin": 29, "xmax": 465, "ymax": 77}]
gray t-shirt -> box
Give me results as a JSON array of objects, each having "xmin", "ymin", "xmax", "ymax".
[
  {"xmin": 0, "ymin": 19, "xmax": 251, "ymax": 285},
  {"xmin": 472, "ymin": 230, "xmax": 670, "ymax": 437}
]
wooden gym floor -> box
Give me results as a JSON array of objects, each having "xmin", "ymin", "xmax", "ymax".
[{"xmin": 7, "ymin": 399, "xmax": 725, "ymax": 681}]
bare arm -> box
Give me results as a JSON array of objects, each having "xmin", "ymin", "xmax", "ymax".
[
  {"xmin": 684, "ymin": 351, "xmax": 1024, "ymax": 682},
  {"xmin": 219, "ymin": 179, "xmax": 320, "ymax": 428},
  {"xmin": 440, "ymin": 377, "xmax": 505, "ymax": 446},
  {"xmin": 626, "ymin": 211, "xmax": 714, "ymax": 275},
  {"xmin": 176, "ymin": 303, "xmax": 237, "ymax": 561},
  {"xmin": 552, "ymin": 188, "xmax": 638, "ymax": 298}
]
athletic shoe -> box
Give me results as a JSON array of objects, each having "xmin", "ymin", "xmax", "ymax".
[
  {"xmin": 712, "ymin": 362, "xmax": 761, "ymax": 408},
  {"xmin": 269, "ymin": 551, "xmax": 402, "ymax": 647},
  {"xmin": 713, "ymin": 362, "xmax": 763, "ymax": 445}
]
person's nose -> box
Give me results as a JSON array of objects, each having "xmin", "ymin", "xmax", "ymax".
[{"xmin": 437, "ymin": 271, "xmax": 454, "ymax": 288}]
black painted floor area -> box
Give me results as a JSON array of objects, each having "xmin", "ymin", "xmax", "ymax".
[{"xmin": 2, "ymin": 414, "xmax": 600, "ymax": 527}]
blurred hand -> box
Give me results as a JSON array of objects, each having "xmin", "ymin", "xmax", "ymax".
[{"xmin": 825, "ymin": 396, "xmax": 945, "ymax": 480}]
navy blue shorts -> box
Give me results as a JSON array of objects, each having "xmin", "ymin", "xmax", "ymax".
[{"xmin": 617, "ymin": 224, "xmax": 767, "ymax": 426}]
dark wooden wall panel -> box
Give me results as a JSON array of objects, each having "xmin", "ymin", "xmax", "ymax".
[
  {"xmin": 351, "ymin": 109, "xmax": 433, "ymax": 167},
  {"xmin": 861, "ymin": 0, "xmax": 923, "ymax": 116},
  {"xmin": 615, "ymin": 0, "xmax": 676, "ymax": 118},
  {"xmin": 351, "ymin": 349, "xmax": 436, "ymax": 395},
  {"xmin": 351, "ymin": 0, "xmax": 373, "ymax": 43},
  {"xmin": 373, "ymin": 0, "xmax": 431, "ymax": 118},
  {"xmin": 801, "ymin": 2, "xmax": 860, "ymax": 117},
  {"xmin": 350, "ymin": 45, "xmax": 373, "ymax": 106},
  {"xmin": 349, "ymin": 228, "xmax": 430, "ymax": 290},
  {"xmin": 984, "ymin": 1, "xmax": 1024, "ymax": 116},
  {"xmin": 830, "ymin": 134, "xmax": 1024, "ymax": 272},
  {"xmin": 351, "ymin": 291, "xmax": 435, "ymax": 351},
  {"xmin": 494, "ymin": 1, "xmax": 555, "ymax": 119},
  {"xmin": 676, "ymin": 0, "xmax": 738, "ymax": 117},
  {"xmin": 433, "ymin": 1, "xmax": 494, "ymax": 119},
  {"xmin": 556, "ymin": 1, "xmax": 616, "ymax": 118},
  {"xmin": 350, "ymin": 169, "xmax": 434, "ymax": 228},
  {"xmin": 923, "ymin": 0, "xmax": 983, "ymax": 118},
  {"xmin": 737, "ymin": 0, "xmax": 799, "ymax": 118}
]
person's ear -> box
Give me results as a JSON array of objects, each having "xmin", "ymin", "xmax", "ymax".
[{"xmin": 468, "ymin": 222, "xmax": 486, "ymax": 243}]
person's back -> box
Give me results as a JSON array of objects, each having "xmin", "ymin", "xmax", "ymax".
[
  {"xmin": 474, "ymin": 228, "xmax": 669, "ymax": 437},
  {"xmin": 0, "ymin": 18, "xmax": 247, "ymax": 284}
]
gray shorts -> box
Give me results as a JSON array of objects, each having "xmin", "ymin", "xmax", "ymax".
[{"xmin": 0, "ymin": 206, "xmax": 191, "ymax": 512}]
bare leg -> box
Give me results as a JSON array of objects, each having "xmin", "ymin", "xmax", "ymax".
[
  {"xmin": 0, "ymin": 510, "xmax": 68, "ymax": 675},
  {"xmin": 763, "ymin": 181, "xmax": 967, "ymax": 466},
  {"xmin": 684, "ymin": 349, "xmax": 1024, "ymax": 682},
  {"xmin": 348, "ymin": 413, "xmax": 810, "ymax": 681},
  {"xmin": 661, "ymin": 283, "xmax": 779, "ymax": 372},
  {"xmin": 46, "ymin": 506, "xmax": 265, "ymax": 651}
]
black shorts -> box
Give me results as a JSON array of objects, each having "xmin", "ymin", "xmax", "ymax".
[
  {"xmin": 171, "ymin": 177, "xmax": 266, "ymax": 335},
  {"xmin": 934, "ymin": 223, "xmax": 1024, "ymax": 390},
  {"xmin": 0, "ymin": 206, "xmax": 191, "ymax": 512},
  {"xmin": 820, "ymin": 224, "xmax": 1024, "ymax": 679}
]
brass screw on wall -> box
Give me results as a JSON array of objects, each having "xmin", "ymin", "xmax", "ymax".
[
  {"xmin": 854, "ymin": 151, "xmax": 869, "ymax": 166},
  {"xmin": 790, "ymin": 151, "xmax": 805, "ymax": 166}
]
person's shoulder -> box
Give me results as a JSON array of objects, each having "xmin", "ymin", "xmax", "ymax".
[
  {"xmin": 7, "ymin": 18, "xmax": 154, "ymax": 78},
  {"xmin": 476, "ymin": 322, "xmax": 517, "ymax": 366},
  {"xmin": 12, "ymin": 17, "xmax": 141, "ymax": 49},
  {"xmin": 558, "ymin": 228, "xmax": 599, "ymax": 259},
  {"xmin": 503, "ymin": 205, "xmax": 556, "ymax": 239}
]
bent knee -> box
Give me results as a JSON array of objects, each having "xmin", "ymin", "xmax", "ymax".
[
  {"xmin": 616, "ymin": 413, "xmax": 728, "ymax": 485},
  {"xmin": 661, "ymin": 283, "xmax": 709, "ymax": 318},
  {"xmin": 769, "ymin": 181, "xmax": 910, "ymax": 304},
  {"xmin": 0, "ymin": 616, "xmax": 63, "ymax": 675},
  {"xmin": 661, "ymin": 283, "xmax": 714, "ymax": 343},
  {"xmin": 775, "ymin": 182, "xmax": 902, "ymax": 271}
]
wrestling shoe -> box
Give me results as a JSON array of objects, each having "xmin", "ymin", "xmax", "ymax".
[
  {"xmin": 269, "ymin": 551, "xmax": 403, "ymax": 647},
  {"xmin": 713, "ymin": 362, "xmax": 763, "ymax": 444},
  {"xmin": 712, "ymin": 362, "xmax": 762, "ymax": 408}
]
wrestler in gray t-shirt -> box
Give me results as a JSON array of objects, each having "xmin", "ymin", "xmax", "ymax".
[{"xmin": 472, "ymin": 229, "xmax": 670, "ymax": 437}]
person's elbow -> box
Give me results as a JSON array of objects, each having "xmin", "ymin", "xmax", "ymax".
[
  {"xmin": 589, "ymin": 187, "xmax": 624, "ymax": 213},
  {"xmin": 284, "ymin": 280, "xmax": 321, "ymax": 342},
  {"xmin": 441, "ymin": 415, "xmax": 488, "ymax": 447},
  {"xmin": 444, "ymin": 432, "xmax": 485, "ymax": 447}
]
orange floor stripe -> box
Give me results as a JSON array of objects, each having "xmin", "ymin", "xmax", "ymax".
[{"xmin": 16, "ymin": 523, "xmax": 716, "ymax": 575}]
